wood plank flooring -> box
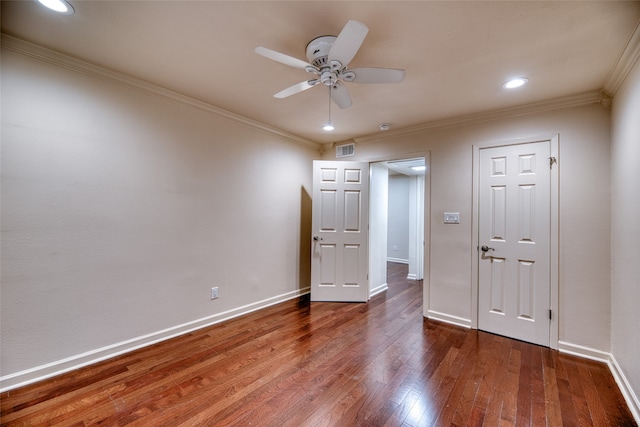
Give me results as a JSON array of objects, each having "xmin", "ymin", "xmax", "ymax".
[{"xmin": 1, "ymin": 263, "xmax": 636, "ymax": 426}]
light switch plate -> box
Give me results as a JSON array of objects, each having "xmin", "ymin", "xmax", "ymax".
[{"xmin": 444, "ymin": 212, "xmax": 460, "ymax": 224}]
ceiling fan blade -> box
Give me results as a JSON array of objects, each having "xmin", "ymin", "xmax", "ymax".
[
  {"xmin": 330, "ymin": 82, "xmax": 353, "ymax": 109},
  {"xmin": 274, "ymin": 80, "xmax": 319, "ymax": 98},
  {"xmin": 255, "ymin": 46, "xmax": 313, "ymax": 70},
  {"xmin": 327, "ymin": 20, "xmax": 369, "ymax": 70},
  {"xmin": 346, "ymin": 68, "xmax": 406, "ymax": 84}
]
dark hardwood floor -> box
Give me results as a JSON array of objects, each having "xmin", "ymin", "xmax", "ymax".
[{"xmin": 1, "ymin": 263, "xmax": 636, "ymax": 426}]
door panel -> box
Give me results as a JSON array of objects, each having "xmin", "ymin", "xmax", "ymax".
[
  {"xmin": 344, "ymin": 190, "xmax": 362, "ymax": 231},
  {"xmin": 311, "ymin": 161, "xmax": 369, "ymax": 302},
  {"xmin": 478, "ymin": 142, "xmax": 550, "ymax": 346}
]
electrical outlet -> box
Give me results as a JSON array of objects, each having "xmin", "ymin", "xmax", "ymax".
[{"xmin": 211, "ymin": 287, "xmax": 219, "ymax": 300}]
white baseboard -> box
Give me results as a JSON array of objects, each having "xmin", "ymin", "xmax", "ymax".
[
  {"xmin": 0, "ymin": 287, "xmax": 310, "ymax": 392},
  {"xmin": 387, "ymin": 257, "xmax": 408, "ymax": 264},
  {"xmin": 426, "ymin": 310, "xmax": 471, "ymax": 329},
  {"xmin": 369, "ymin": 283, "xmax": 388, "ymax": 298},
  {"xmin": 559, "ymin": 341, "xmax": 640, "ymax": 425},
  {"xmin": 558, "ymin": 340, "xmax": 610, "ymax": 363},
  {"xmin": 608, "ymin": 354, "xmax": 640, "ymax": 424}
]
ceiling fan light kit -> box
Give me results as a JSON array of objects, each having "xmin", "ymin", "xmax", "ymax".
[
  {"xmin": 255, "ymin": 19, "xmax": 406, "ymax": 122},
  {"xmin": 503, "ymin": 77, "xmax": 529, "ymax": 89},
  {"xmin": 323, "ymin": 122, "xmax": 335, "ymax": 131}
]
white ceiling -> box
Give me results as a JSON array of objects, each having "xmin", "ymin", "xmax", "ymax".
[{"xmin": 2, "ymin": 1, "xmax": 640, "ymax": 145}]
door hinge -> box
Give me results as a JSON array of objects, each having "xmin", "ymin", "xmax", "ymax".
[
  {"xmin": 549, "ymin": 157, "xmax": 557, "ymax": 169},
  {"xmin": 549, "ymin": 309, "xmax": 552, "ymax": 320}
]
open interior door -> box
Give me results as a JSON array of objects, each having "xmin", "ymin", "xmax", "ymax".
[{"xmin": 311, "ymin": 160, "xmax": 369, "ymax": 302}]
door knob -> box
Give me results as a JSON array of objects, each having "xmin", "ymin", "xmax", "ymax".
[
  {"xmin": 313, "ymin": 236, "xmax": 323, "ymax": 242},
  {"xmin": 481, "ymin": 245, "xmax": 495, "ymax": 252}
]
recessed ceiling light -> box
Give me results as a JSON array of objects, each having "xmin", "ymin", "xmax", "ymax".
[
  {"xmin": 503, "ymin": 77, "xmax": 528, "ymax": 89},
  {"xmin": 379, "ymin": 123, "xmax": 391, "ymax": 131},
  {"xmin": 411, "ymin": 166, "xmax": 426, "ymax": 172},
  {"xmin": 36, "ymin": 0, "xmax": 74, "ymax": 15}
]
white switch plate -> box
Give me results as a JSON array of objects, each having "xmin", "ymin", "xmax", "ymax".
[{"xmin": 443, "ymin": 212, "xmax": 460, "ymax": 224}]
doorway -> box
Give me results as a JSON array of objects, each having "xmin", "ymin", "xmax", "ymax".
[{"xmin": 370, "ymin": 157, "xmax": 427, "ymax": 297}]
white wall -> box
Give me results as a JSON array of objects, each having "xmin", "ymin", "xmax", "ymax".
[
  {"xmin": 0, "ymin": 46, "xmax": 318, "ymax": 388},
  {"xmin": 324, "ymin": 102, "xmax": 612, "ymax": 353},
  {"xmin": 387, "ymin": 175, "xmax": 410, "ymax": 262},
  {"xmin": 369, "ymin": 163, "xmax": 388, "ymax": 295},
  {"xmin": 611, "ymin": 57, "xmax": 640, "ymax": 417}
]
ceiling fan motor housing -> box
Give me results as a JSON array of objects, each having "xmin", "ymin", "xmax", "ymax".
[{"xmin": 305, "ymin": 36, "xmax": 337, "ymax": 68}]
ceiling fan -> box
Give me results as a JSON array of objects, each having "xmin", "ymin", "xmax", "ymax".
[{"xmin": 255, "ymin": 20, "xmax": 405, "ymax": 109}]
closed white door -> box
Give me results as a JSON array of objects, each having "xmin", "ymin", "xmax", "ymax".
[
  {"xmin": 311, "ymin": 160, "xmax": 369, "ymax": 302},
  {"xmin": 478, "ymin": 142, "xmax": 551, "ymax": 346}
]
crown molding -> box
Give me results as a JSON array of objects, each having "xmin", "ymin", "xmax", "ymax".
[
  {"xmin": 604, "ymin": 19, "xmax": 640, "ymax": 97},
  {"xmin": 1, "ymin": 34, "xmax": 321, "ymax": 150},
  {"xmin": 3, "ymin": 31, "xmax": 620, "ymax": 151},
  {"xmin": 348, "ymin": 90, "xmax": 603, "ymax": 146}
]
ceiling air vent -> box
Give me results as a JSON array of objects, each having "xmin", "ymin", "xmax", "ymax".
[{"xmin": 336, "ymin": 143, "xmax": 355, "ymax": 158}]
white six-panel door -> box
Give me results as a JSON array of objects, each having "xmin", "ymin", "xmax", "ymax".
[
  {"xmin": 311, "ymin": 161, "xmax": 369, "ymax": 302},
  {"xmin": 478, "ymin": 141, "xmax": 551, "ymax": 346}
]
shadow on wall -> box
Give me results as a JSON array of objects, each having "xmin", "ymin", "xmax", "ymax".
[{"xmin": 299, "ymin": 186, "xmax": 312, "ymax": 291}]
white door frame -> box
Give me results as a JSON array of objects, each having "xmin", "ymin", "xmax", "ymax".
[
  {"xmin": 408, "ymin": 175, "xmax": 425, "ymax": 281},
  {"xmin": 471, "ymin": 135, "xmax": 559, "ymax": 349},
  {"xmin": 365, "ymin": 152, "xmax": 430, "ymax": 303}
]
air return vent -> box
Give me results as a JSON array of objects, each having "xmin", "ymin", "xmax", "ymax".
[{"xmin": 336, "ymin": 143, "xmax": 355, "ymax": 158}]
